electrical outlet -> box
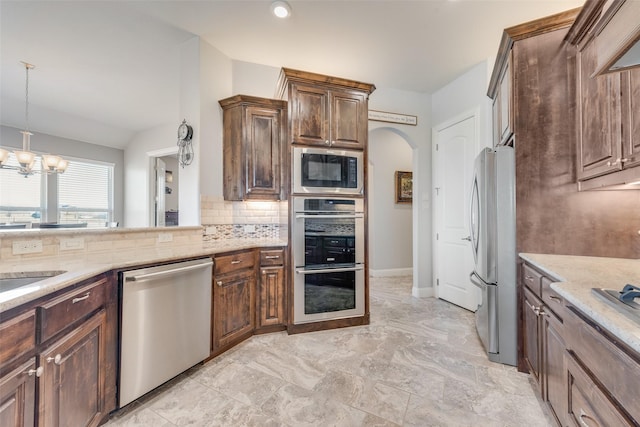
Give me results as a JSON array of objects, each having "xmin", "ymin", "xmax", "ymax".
[
  {"xmin": 157, "ymin": 232, "xmax": 173, "ymax": 243},
  {"xmin": 243, "ymin": 225, "xmax": 256, "ymax": 233},
  {"xmin": 205, "ymin": 226, "xmax": 217, "ymax": 235},
  {"xmin": 60, "ymin": 237, "xmax": 85, "ymax": 251},
  {"xmin": 13, "ymin": 240, "xmax": 43, "ymax": 255}
]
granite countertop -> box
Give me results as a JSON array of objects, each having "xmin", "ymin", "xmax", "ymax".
[
  {"xmin": 0, "ymin": 238, "xmax": 286, "ymax": 313},
  {"xmin": 520, "ymin": 253, "xmax": 640, "ymax": 353}
]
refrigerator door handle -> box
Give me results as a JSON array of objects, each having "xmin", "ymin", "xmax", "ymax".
[{"xmin": 469, "ymin": 271, "xmax": 485, "ymax": 289}]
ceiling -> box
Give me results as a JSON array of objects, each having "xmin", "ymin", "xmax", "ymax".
[{"xmin": 0, "ymin": 0, "xmax": 584, "ymax": 149}]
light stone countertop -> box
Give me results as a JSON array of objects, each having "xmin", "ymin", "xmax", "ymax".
[
  {"xmin": 0, "ymin": 238, "xmax": 286, "ymax": 313},
  {"xmin": 520, "ymin": 253, "xmax": 640, "ymax": 353}
]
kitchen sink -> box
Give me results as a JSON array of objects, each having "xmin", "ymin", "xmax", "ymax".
[
  {"xmin": 592, "ymin": 287, "xmax": 640, "ymax": 324},
  {"xmin": 0, "ymin": 271, "xmax": 66, "ymax": 293}
]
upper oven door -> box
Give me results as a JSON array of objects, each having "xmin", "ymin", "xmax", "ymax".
[
  {"xmin": 293, "ymin": 147, "xmax": 363, "ymax": 195},
  {"xmin": 293, "ymin": 197, "xmax": 364, "ymax": 269}
]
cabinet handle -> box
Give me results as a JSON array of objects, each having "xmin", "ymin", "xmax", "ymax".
[
  {"xmin": 548, "ymin": 295, "xmax": 562, "ymax": 303},
  {"xmin": 524, "ymin": 275, "xmax": 533, "ymax": 281},
  {"xmin": 606, "ymin": 158, "xmax": 626, "ymax": 167},
  {"xmin": 579, "ymin": 409, "xmax": 600, "ymax": 427},
  {"xmin": 217, "ymin": 280, "xmax": 223, "ymax": 287},
  {"xmin": 25, "ymin": 366, "xmax": 44, "ymax": 377},
  {"xmin": 46, "ymin": 354, "xmax": 62, "ymax": 365},
  {"xmin": 265, "ymin": 255, "xmax": 280, "ymax": 259},
  {"xmin": 72, "ymin": 292, "xmax": 91, "ymax": 304},
  {"xmin": 231, "ymin": 260, "xmax": 241, "ymax": 265}
]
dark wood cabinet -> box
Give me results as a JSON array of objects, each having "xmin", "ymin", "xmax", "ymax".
[
  {"xmin": 219, "ymin": 95, "xmax": 287, "ymax": 201},
  {"xmin": 492, "ymin": 52, "xmax": 513, "ymax": 146},
  {"xmin": 522, "ymin": 286, "xmax": 542, "ymax": 386},
  {"xmin": 257, "ymin": 249, "xmax": 286, "ymax": 331},
  {"xmin": 39, "ymin": 310, "xmax": 107, "ymax": 427},
  {"xmin": 569, "ymin": 1, "xmax": 640, "ymax": 190},
  {"xmin": 276, "ymin": 68, "xmax": 375, "ymax": 150},
  {"xmin": 0, "ymin": 358, "xmax": 36, "ymax": 427},
  {"xmin": 0, "ymin": 274, "xmax": 116, "ymax": 427},
  {"xmin": 521, "ymin": 261, "xmax": 566, "ymax": 426},
  {"xmin": 212, "ymin": 251, "xmax": 256, "ymax": 353}
]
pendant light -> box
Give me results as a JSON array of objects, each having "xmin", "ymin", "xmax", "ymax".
[{"xmin": 0, "ymin": 62, "xmax": 68, "ymax": 176}]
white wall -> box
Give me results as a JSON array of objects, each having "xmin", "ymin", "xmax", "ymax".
[
  {"xmin": 0, "ymin": 124, "xmax": 125, "ymax": 223},
  {"xmin": 123, "ymin": 123, "xmax": 175, "ymax": 227},
  {"xmin": 368, "ymin": 129, "xmax": 413, "ymax": 273},
  {"xmin": 368, "ymin": 88, "xmax": 432, "ymax": 297},
  {"xmin": 431, "ymin": 59, "xmax": 493, "ymax": 138},
  {"xmin": 232, "ymin": 60, "xmax": 281, "ymax": 99}
]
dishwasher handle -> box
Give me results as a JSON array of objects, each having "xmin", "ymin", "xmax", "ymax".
[{"xmin": 125, "ymin": 260, "xmax": 213, "ymax": 282}]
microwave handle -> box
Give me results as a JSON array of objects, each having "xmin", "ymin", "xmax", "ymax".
[
  {"xmin": 295, "ymin": 214, "xmax": 364, "ymax": 220},
  {"xmin": 295, "ymin": 265, "xmax": 364, "ymax": 274}
]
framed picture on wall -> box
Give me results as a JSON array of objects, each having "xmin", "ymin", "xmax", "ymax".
[{"xmin": 395, "ymin": 171, "xmax": 412, "ymax": 204}]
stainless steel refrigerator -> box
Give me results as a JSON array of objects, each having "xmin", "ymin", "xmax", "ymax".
[{"xmin": 469, "ymin": 146, "xmax": 516, "ymax": 366}]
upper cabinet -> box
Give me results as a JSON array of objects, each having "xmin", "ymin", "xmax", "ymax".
[
  {"xmin": 491, "ymin": 52, "xmax": 513, "ymax": 146},
  {"xmin": 590, "ymin": 0, "xmax": 640, "ymax": 75},
  {"xmin": 566, "ymin": 0, "xmax": 640, "ymax": 190},
  {"xmin": 219, "ymin": 95, "xmax": 287, "ymax": 201},
  {"xmin": 276, "ymin": 68, "xmax": 375, "ymax": 150}
]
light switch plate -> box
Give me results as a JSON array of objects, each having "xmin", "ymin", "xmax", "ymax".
[
  {"xmin": 205, "ymin": 226, "xmax": 217, "ymax": 235},
  {"xmin": 60, "ymin": 237, "xmax": 85, "ymax": 251},
  {"xmin": 13, "ymin": 240, "xmax": 43, "ymax": 255}
]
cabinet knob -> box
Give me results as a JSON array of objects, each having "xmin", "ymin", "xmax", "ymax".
[
  {"xmin": 46, "ymin": 354, "xmax": 62, "ymax": 365},
  {"xmin": 325, "ymin": 140, "xmax": 330, "ymax": 145},
  {"xmin": 217, "ymin": 280, "xmax": 223, "ymax": 287},
  {"xmin": 25, "ymin": 366, "xmax": 44, "ymax": 377}
]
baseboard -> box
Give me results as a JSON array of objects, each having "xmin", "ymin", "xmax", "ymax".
[
  {"xmin": 412, "ymin": 286, "xmax": 434, "ymax": 298},
  {"xmin": 369, "ymin": 267, "xmax": 413, "ymax": 277}
]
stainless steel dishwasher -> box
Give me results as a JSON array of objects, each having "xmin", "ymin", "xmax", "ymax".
[{"xmin": 119, "ymin": 258, "xmax": 213, "ymax": 407}]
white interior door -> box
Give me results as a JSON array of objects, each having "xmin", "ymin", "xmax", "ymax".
[
  {"xmin": 155, "ymin": 157, "xmax": 166, "ymax": 227},
  {"xmin": 434, "ymin": 115, "xmax": 478, "ymax": 311}
]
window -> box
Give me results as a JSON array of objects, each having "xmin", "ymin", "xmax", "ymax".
[
  {"xmin": 0, "ymin": 153, "xmax": 42, "ymax": 224},
  {"xmin": 58, "ymin": 158, "xmax": 114, "ymax": 227},
  {"xmin": 0, "ymin": 153, "xmax": 113, "ymax": 228}
]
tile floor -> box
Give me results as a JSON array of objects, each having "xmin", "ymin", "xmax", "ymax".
[{"xmin": 105, "ymin": 276, "xmax": 552, "ymax": 427}]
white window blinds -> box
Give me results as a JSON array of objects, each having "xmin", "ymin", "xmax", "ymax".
[
  {"xmin": 58, "ymin": 159, "xmax": 113, "ymax": 225},
  {"xmin": 0, "ymin": 153, "xmax": 42, "ymax": 214}
]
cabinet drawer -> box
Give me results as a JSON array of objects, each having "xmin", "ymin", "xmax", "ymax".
[
  {"xmin": 541, "ymin": 277, "xmax": 564, "ymax": 319},
  {"xmin": 0, "ymin": 310, "xmax": 36, "ymax": 367},
  {"xmin": 260, "ymin": 249, "xmax": 284, "ymax": 267},
  {"xmin": 215, "ymin": 250, "xmax": 255, "ymax": 275},
  {"xmin": 565, "ymin": 306, "xmax": 640, "ymax": 422},
  {"xmin": 39, "ymin": 278, "xmax": 107, "ymax": 343},
  {"xmin": 566, "ymin": 352, "xmax": 632, "ymax": 427},
  {"xmin": 522, "ymin": 264, "xmax": 542, "ymax": 296}
]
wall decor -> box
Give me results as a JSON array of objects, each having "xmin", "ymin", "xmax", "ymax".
[
  {"xmin": 368, "ymin": 110, "xmax": 417, "ymax": 126},
  {"xmin": 395, "ymin": 171, "xmax": 413, "ymax": 203}
]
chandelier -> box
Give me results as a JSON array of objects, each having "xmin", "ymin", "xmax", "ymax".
[{"xmin": 0, "ymin": 62, "xmax": 68, "ymax": 176}]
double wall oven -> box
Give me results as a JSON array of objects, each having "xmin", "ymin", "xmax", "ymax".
[{"xmin": 292, "ymin": 197, "xmax": 365, "ymax": 324}]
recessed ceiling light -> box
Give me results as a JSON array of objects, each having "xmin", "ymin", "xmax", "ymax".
[{"xmin": 271, "ymin": 1, "xmax": 291, "ymax": 19}]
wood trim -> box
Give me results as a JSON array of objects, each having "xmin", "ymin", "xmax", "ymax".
[
  {"xmin": 218, "ymin": 94, "xmax": 287, "ymax": 110},
  {"xmin": 565, "ymin": 0, "xmax": 609, "ymax": 45},
  {"xmin": 287, "ymin": 314, "xmax": 369, "ymax": 335},
  {"xmin": 488, "ymin": 8, "xmax": 581, "ymax": 97},
  {"xmin": 276, "ymin": 67, "xmax": 376, "ymax": 100}
]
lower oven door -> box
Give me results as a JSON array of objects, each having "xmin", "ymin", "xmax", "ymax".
[{"xmin": 294, "ymin": 265, "xmax": 365, "ymax": 324}]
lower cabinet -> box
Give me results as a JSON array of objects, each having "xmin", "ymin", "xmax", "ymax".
[
  {"xmin": 39, "ymin": 310, "xmax": 108, "ymax": 427},
  {"xmin": 257, "ymin": 248, "xmax": 286, "ymax": 331},
  {"xmin": 521, "ymin": 258, "xmax": 639, "ymax": 426},
  {"xmin": 212, "ymin": 251, "xmax": 256, "ymax": 353},
  {"xmin": 0, "ymin": 358, "xmax": 36, "ymax": 427},
  {"xmin": 0, "ymin": 274, "xmax": 116, "ymax": 427}
]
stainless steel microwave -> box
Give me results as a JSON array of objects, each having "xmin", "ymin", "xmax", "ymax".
[{"xmin": 292, "ymin": 147, "xmax": 364, "ymax": 195}]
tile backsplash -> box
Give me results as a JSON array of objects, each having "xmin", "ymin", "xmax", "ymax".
[{"xmin": 200, "ymin": 195, "xmax": 288, "ymax": 240}]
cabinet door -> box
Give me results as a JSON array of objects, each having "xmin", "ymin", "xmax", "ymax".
[
  {"xmin": 213, "ymin": 270, "xmax": 255, "ymax": 350},
  {"xmin": 330, "ymin": 89, "xmax": 367, "ymax": 149},
  {"xmin": 0, "ymin": 358, "xmax": 36, "ymax": 427},
  {"xmin": 523, "ymin": 287, "xmax": 541, "ymax": 387},
  {"xmin": 542, "ymin": 308, "xmax": 565, "ymax": 426},
  {"xmin": 39, "ymin": 310, "xmax": 107, "ymax": 427},
  {"xmin": 245, "ymin": 105, "xmax": 282, "ymax": 199},
  {"xmin": 258, "ymin": 266, "xmax": 285, "ymax": 328},
  {"xmin": 621, "ymin": 68, "xmax": 640, "ymax": 169},
  {"xmin": 290, "ymin": 83, "xmax": 330, "ymax": 146},
  {"xmin": 498, "ymin": 56, "xmax": 512, "ymax": 145},
  {"xmin": 576, "ymin": 41, "xmax": 622, "ymax": 180}
]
